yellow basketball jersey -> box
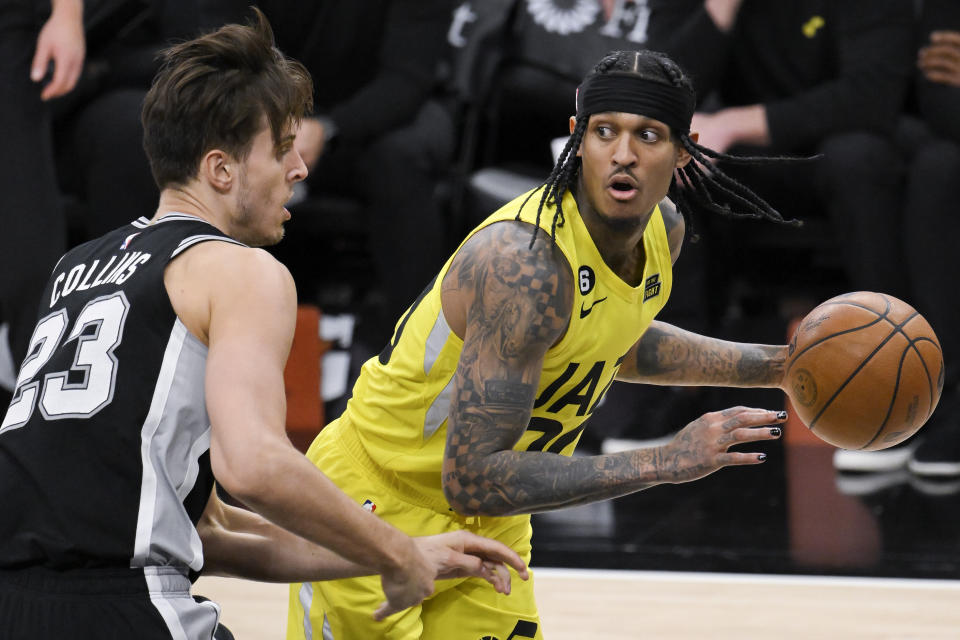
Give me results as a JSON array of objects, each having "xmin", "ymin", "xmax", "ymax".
[{"xmin": 337, "ymin": 187, "xmax": 673, "ymax": 510}]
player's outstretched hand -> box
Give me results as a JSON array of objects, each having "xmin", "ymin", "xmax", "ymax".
[
  {"xmin": 373, "ymin": 531, "xmax": 529, "ymax": 621},
  {"xmin": 375, "ymin": 539, "xmax": 435, "ymax": 622},
  {"xmin": 417, "ymin": 530, "xmax": 528, "ymax": 592},
  {"xmin": 659, "ymin": 406, "xmax": 786, "ymax": 483}
]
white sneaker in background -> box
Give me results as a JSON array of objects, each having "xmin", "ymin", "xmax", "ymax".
[
  {"xmin": 835, "ymin": 469, "xmax": 910, "ymax": 496},
  {"xmin": 832, "ymin": 439, "xmax": 919, "ymax": 473}
]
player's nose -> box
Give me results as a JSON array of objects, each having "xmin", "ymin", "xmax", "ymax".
[
  {"xmin": 611, "ymin": 134, "xmax": 638, "ymax": 166},
  {"xmin": 289, "ymin": 149, "xmax": 308, "ymax": 182}
]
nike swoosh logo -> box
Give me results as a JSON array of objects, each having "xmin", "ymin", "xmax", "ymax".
[{"xmin": 579, "ymin": 296, "xmax": 608, "ymax": 318}]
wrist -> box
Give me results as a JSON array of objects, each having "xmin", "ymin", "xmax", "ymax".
[
  {"xmin": 374, "ymin": 526, "xmax": 417, "ymax": 575},
  {"xmin": 770, "ymin": 344, "xmax": 790, "ymax": 390},
  {"xmin": 705, "ymin": 0, "xmax": 743, "ymax": 32},
  {"xmin": 52, "ymin": 0, "xmax": 83, "ymax": 18}
]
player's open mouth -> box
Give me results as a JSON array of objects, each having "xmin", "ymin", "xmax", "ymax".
[{"xmin": 607, "ymin": 177, "xmax": 638, "ymax": 201}]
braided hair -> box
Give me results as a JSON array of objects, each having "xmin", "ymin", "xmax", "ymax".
[{"xmin": 518, "ymin": 50, "xmax": 801, "ymax": 247}]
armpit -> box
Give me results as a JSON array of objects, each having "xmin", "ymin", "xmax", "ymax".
[{"xmin": 658, "ymin": 197, "xmax": 685, "ymax": 264}]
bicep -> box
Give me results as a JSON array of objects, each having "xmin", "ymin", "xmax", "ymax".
[
  {"xmin": 204, "ymin": 252, "xmax": 298, "ymax": 481},
  {"xmin": 443, "ymin": 223, "xmax": 573, "ymax": 459}
]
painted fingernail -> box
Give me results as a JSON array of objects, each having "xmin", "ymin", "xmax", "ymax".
[
  {"xmin": 758, "ymin": 453, "xmax": 767, "ymax": 462},
  {"xmin": 770, "ymin": 427, "xmax": 782, "ymax": 437},
  {"xmin": 776, "ymin": 411, "xmax": 788, "ymax": 420}
]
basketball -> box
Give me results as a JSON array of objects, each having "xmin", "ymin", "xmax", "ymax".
[{"xmin": 784, "ymin": 291, "xmax": 944, "ymax": 451}]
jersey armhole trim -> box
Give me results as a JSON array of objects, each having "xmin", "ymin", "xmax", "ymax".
[{"xmin": 170, "ymin": 235, "xmax": 247, "ymax": 259}]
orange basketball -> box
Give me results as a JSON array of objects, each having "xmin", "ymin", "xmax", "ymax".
[{"xmin": 784, "ymin": 291, "xmax": 944, "ymax": 450}]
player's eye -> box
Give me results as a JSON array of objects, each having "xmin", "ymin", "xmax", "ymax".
[{"xmin": 639, "ymin": 129, "xmax": 661, "ymax": 143}]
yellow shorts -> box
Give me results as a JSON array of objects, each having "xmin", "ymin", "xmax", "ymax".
[{"xmin": 286, "ymin": 421, "xmax": 544, "ymax": 640}]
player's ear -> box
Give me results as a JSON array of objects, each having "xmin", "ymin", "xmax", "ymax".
[
  {"xmin": 675, "ymin": 131, "xmax": 696, "ymax": 169},
  {"xmin": 201, "ymin": 149, "xmax": 233, "ymax": 192},
  {"xmin": 570, "ymin": 116, "xmax": 583, "ymax": 157}
]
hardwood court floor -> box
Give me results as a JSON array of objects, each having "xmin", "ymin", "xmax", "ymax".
[{"xmin": 194, "ymin": 568, "xmax": 960, "ymax": 639}]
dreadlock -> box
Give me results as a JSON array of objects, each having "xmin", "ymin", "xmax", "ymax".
[{"xmin": 518, "ymin": 49, "xmax": 802, "ymax": 247}]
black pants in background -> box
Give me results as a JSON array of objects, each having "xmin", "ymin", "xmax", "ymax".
[{"xmin": 0, "ymin": 0, "xmax": 68, "ymax": 366}]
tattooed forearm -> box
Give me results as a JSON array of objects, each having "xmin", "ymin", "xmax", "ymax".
[
  {"xmin": 618, "ymin": 321, "xmax": 787, "ymax": 388},
  {"xmin": 443, "ymin": 419, "xmax": 669, "ymax": 516},
  {"xmin": 444, "ymin": 373, "xmax": 670, "ymax": 516}
]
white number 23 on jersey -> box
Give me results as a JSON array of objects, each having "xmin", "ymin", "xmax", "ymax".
[{"xmin": 1, "ymin": 292, "xmax": 129, "ymax": 433}]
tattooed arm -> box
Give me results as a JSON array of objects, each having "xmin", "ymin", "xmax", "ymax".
[
  {"xmin": 626, "ymin": 200, "xmax": 786, "ymax": 386},
  {"xmin": 439, "ymin": 221, "xmax": 784, "ymax": 517},
  {"xmin": 617, "ymin": 321, "xmax": 788, "ymax": 388}
]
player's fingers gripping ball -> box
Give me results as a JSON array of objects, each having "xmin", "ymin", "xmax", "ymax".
[{"xmin": 784, "ymin": 291, "xmax": 944, "ymax": 450}]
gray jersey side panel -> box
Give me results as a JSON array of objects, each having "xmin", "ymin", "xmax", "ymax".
[{"xmin": 132, "ymin": 320, "xmax": 210, "ymax": 571}]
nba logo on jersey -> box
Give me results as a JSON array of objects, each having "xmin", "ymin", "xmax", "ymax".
[
  {"xmin": 120, "ymin": 232, "xmax": 140, "ymax": 250},
  {"xmin": 361, "ymin": 499, "xmax": 377, "ymax": 513}
]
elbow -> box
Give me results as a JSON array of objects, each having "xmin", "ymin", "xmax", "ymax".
[
  {"xmin": 210, "ymin": 446, "xmax": 271, "ymax": 509},
  {"xmin": 441, "ymin": 468, "xmax": 512, "ymax": 518},
  {"xmin": 441, "ymin": 470, "xmax": 476, "ymax": 516}
]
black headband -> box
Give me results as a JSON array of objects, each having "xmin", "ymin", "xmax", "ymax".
[{"xmin": 576, "ymin": 72, "xmax": 695, "ymax": 134}]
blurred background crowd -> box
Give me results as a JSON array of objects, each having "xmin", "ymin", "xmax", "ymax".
[{"xmin": 2, "ymin": 0, "xmax": 958, "ymax": 486}]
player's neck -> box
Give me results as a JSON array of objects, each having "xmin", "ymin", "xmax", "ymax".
[
  {"xmin": 153, "ymin": 185, "xmax": 231, "ymax": 236},
  {"xmin": 572, "ymin": 182, "xmax": 650, "ymax": 285}
]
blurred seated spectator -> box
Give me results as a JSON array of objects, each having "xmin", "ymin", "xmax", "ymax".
[
  {"xmin": 898, "ymin": 0, "xmax": 960, "ymax": 478},
  {"xmin": 53, "ymin": 1, "xmax": 247, "ymax": 243},
  {"xmin": 655, "ymin": 0, "xmax": 956, "ymax": 477},
  {"xmin": 243, "ymin": 0, "xmax": 453, "ymax": 341},
  {"xmin": 459, "ymin": 0, "xmax": 667, "ymax": 208},
  {"xmin": 0, "ymin": 0, "xmax": 79, "ymax": 381},
  {"xmin": 655, "ymin": 1, "xmax": 914, "ymax": 315},
  {"xmin": 831, "ymin": 0, "xmax": 960, "ymax": 477}
]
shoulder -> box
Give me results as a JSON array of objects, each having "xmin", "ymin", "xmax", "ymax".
[
  {"xmin": 165, "ymin": 240, "xmax": 295, "ymax": 344},
  {"xmin": 658, "ymin": 197, "xmax": 685, "ymax": 265},
  {"xmin": 441, "ymin": 220, "xmax": 574, "ymax": 341},
  {"xmin": 171, "ymin": 240, "xmax": 293, "ymax": 293}
]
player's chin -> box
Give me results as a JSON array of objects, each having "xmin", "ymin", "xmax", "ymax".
[
  {"xmin": 245, "ymin": 226, "xmax": 285, "ymax": 248},
  {"xmin": 262, "ymin": 223, "xmax": 286, "ymax": 246}
]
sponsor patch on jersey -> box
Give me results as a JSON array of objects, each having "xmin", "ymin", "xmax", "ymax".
[{"xmin": 643, "ymin": 273, "xmax": 661, "ymax": 302}]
